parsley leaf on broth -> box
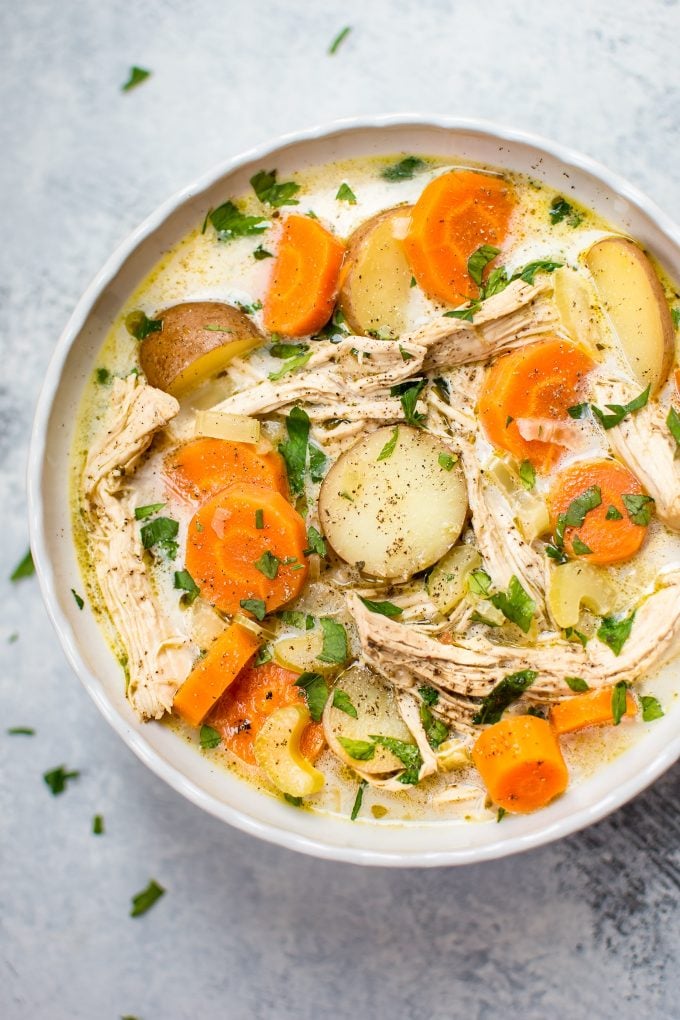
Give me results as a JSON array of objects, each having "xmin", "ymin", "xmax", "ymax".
[
  {"xmin": 304, "ymin": 526, "xmax": 327, "ymax": 557},
  {"xmin": 622, "ymin": 493, "xmax": 655, "ymax": 526},
  {"xmin": 358, "ymin": 597, "xmax": 403, "ymax": 619},
  {"xmin": 250, "ymin": 169, "xmax": 300, "ymax": 208},
  {"xmin": 641, "ymin": 695, "xmax": 664, "ymax": 722},
  {"xmin": 209, "ymin": 201, "xmax": 269, "ymax": 241},
  {"xmin": 590, "ymin": 385, "xmax": 650, "ymax": 430},
  {"xmin": 370, "ymin": 735, "xmax": 423, "ymax": 785},
  {"xmin": 140, "ymin": 516, "xmax": 179, "ymax": 559},
  {"xmin": 338, "ymin": 736, "xmax": 375, "ymax": 761},
  {"xmin": 268, "ymin": 352, "xmax": 312, "ymax": 381},
  {"xmin": 549, "ymin": 196, "xmax": 584, "ymax": 227},
  {"xmin": 279, "ymin": 406, "xmax": 310, "ymax": 495},
  {"xmin": 472, "ymin": 670, "xmax": 538, "ymax": 725},
  {"xmin": 597, "ymin": 612, "xmax": 635, "ymax": 656},
  {"xmin": 381, "ymin": 156, "xmax": 426, "ymax": 181},
  {"xmin": 317, "ymin": 618, "xmax": 348, "ymax": 664},
  {"xmin": 489, "ymin": 575, "xmax": 536, "ymax": 633},
  {"xmin": 125, "ymin": 310, "xmax": 162, "ymax": 340},
  {"xmin": 332, "ymin": 689, "xmax": 358, "ymax": 718},
  {"xmin": 294, "ymin": 672, "xmax": 329, "ymax": 722},
  {"xmin": 350, "ymin": 779, "xmax": 367, "ymax": 820},
  {"xmin": 336, "ymin": 182, "xmax": 357, "ymax": 204}
]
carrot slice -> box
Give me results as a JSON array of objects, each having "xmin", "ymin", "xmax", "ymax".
[
  {"xmin": 207, "ymin": 661, "xmax": 325, "ymax": 765},
  {"xmin": 403, "ymin": 170, "xmax": 516, "ymax": 304},
  {"xmin": 550, "ymin": 686, "xmax": 637, "ymax": 735},
  {"xmin": 173, "ymin": 619, "xmax": 261, "ymax": 727},
  {"xmin": 478, "ymin": 337, "xmax": 594, "ymax": 470},
  {"xmin": 548, "ymin": 458, "xmax": 649, "ymax": 565},
  {"xmin": 165, "ymin": 438, "xmax": 288, "ymax": 503},
  {"xmin": 472, "ymin": 715, "xmax": 569, "ymax": 813},
  {"xmin": 186, "ymin": 482, "xmax": 308, "ymax": 616},
  {"xmin": 263, "ymin": 215, "xmax": 345, "ymax": 336}
]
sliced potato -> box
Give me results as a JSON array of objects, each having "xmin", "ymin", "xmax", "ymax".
[
  {"xmin": 427, "ymin": 545, "xmax": 482, "ymax": 615},
  {"xmin": 338, "ymin": 207, "xmax": 413, "ymax": 337},
  {"xmin": 585, "ymin": 237, "xmax": 674, "ymax": 394},
  {"xmin": 324, "ymin": 664, "xmax": 412, "ymax": 774},
  {"xmin": 553, "ymin": 266, "xmax": 600, "ymax": 350},
  {"xmin": 253, "ymin": 704, "xmax": 325, "ymax": 798},
  {"xmin": 547, "ymin": 560, "xmax": 616, "ymax": 629},
  {"xmin": 139, "ymin": 302, "xmax": 263, "ymax": 396},
  {"xmin": 318, "ymin": 426, "xmax": 467, "ymax": 580},
  {"xmin": 273, "ymin": 629, "xmax": 341, "ymax": 676}
]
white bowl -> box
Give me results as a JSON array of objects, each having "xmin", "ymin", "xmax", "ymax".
[{"xmin": 28, "ymin": 115, "xmax": 680, "ymax": 866}]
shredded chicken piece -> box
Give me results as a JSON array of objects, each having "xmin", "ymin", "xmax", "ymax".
[
  {"xmin": 82, "ymin": 376, "xmax": 192, "ymax": 720},
  {"xmin": 348, "ymin": 573, "xmax": 680, "ymax": 728},
  {"xmin": 594, "ymin": 377, "xmax": 680, "ymax": 531}
]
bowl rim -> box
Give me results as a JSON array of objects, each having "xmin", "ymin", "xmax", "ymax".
[{"xmin": 27, "ymin": 113, "xmax": 680, "ymax": 867}]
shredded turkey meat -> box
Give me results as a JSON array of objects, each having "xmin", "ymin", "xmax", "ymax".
[
  {"xmin": 347, "ymin": 572, "xmax": 680, "ymax": 729},
  {"xmin": 82, "ymin": 376, "xmax": 192, "ymax": 721},
  {"xmin": 593, "ymin": 376, "xmax": 680, "ymax": 531}
]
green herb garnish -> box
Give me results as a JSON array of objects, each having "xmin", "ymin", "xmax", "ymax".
[
  {"xmin": 253, "ymin": 245, "xmax": 273, "ymax": 260},
  {"xmin": 174, "ymin": 569, "xmax": 200, "ymax": 606},
  {"xmin": 611, "ymin": 681, "xmax": 629, "ymax": 726},
  {"xmin": 622, "ymin": 493, "xmax": 655, "ymax": 526},
  {"xmin": 328, "ymin": 25, "xmax": 352, "ymax": 55},
  {"xmin": 199, "ymin": 725, "xmax": 222, "ymax": 750},
  {"xmin": 10, "ymin": 549, "xmax": 34, "ymax": 581},
  {"xmin": 605, "ymin": 505, "xmax": 623, "ymax": 520},
  {"xmin": 92, "ymin": 814, "xmax": 104, "ymax": 835},
  {"xmin": 140, "ymin": 516, "xmax": 179, "ymax": 558},
  {"xmin": 472, "ymin": 669, "xmax": 538, "ymax": 725},
  {"xmin": 332, "ymin": 689, "xmax": 358, "ymax": 718},
  {"xmin": 7, "ymin": 727, "xmax": 34, "ymax": 736},
  {"xmin": 125, "ymin": 310, "xmax": 162, "ymax": 340},
  {"xmin": 381, "ymin": 156, "xmax": 425, "ymax": 181},
  {"xmin": 239, "ymin": 598, "xmax": 266, "ymax": 621},
  {"xmin": 390, "ymin": 378, "xmax": 426, "ymax": 427},
  {"xmin": 489, "ymin": 575, "xmax": 536, "ymax": 633},
  {"xmin": 597, "ymin": 612, "xmax": 635, "ymax": 656},
  {"xmin": 317, "ymin": 618, "xmax": 348, "ymax": 664},
  {"xmin": 304, "ymin": 525, "xmax": 326, "ymax": 557},
  {"xmin": 350, "ymin": 779, "xmax": 367, "ymax": 820},
  {"xmin": 250, "ymin": 168, "xmax": 300, "ymax": 208},
  {"xmin": 268, "ymin": 351, "xmax": 312, "ymax": 381},
  {"xmin": 467, "ymin": 568, "xmax": 493, "ymax": 597},
  {"xmin": 590, "ymin": 385, "xmax": 650, "ymax": 430},
  {"xmin": 254, "ymin": 551, "xmax": 280, "ymax": 580},
  {"xmin": 336, "ymin": 182, "xmax": 357, "ymax": 204},
  {"xmin": 443, "ymin": 301, "xmax": 481, "ymax": 322},
  {"xmin": 519, "ymin": 460, "xmax": 536, "ymax": 491},
  {"xmin": 358, "ymin": 597, "xmax": 403, "ymax": 619},
  {"xmin": 377, "ymin": 426, "xmax": 399, "ymax": 461},
  {"xmin": 641, "ymin": 695, "xmax": 664, "ymax": 722},
  {"xmin": 667, "ymin": 406, "xmax": 680, "ymax": 452},
  {"xmin": 338, "ymin": 736, "xmax": 375, "ymax": 761},
  {"xmin": 370, "ymin": 735, "xmax": 423, "ymax": 785},
  {"xmin": 134, "ymin": 502, "xmax": 166, "ymax": 520},
  {"xmin": 96, "ymin": 367, "xmax": 111, "ymax": 384},
  {"xmin": 565, "ymin": 676, "xmax": 589, "ymax": 693},
  {"xmin": 294, "ymin": 672, "xmax": 329, "ymax": 722},
  {"xmin": 209, "ymin": 201, "xmax": 269, "ymax": 241},
  {"xmin": 255, "ymin": 509, "xmax": 264, "ymax": 530},
  {"xmin": 130, "ymin": 879, "xmax": 165, "ymax": 917},
  {"xmin": 43, "ymin": 766, "xmax": 80, "ymax": 796},
  {"xmin": 122, "ymin": 66, "xmax": 151, "ymax": 92},
  {"xmin": 438, "ymin": 452, "xmax": 457, "ymax": 471},
  {"xmin": 549, "ymin": 196, "xmax": 584, "ymax": 227},
  {"xmin": 419, "ymin": 685, "xmax": 439, "ymax": 706},
  {"xmin": 571, "ymin": 535, "xmax": 593, "ymax": 556},
  {"xmin": 71, "ymin": 589, "xmax": 84, "ymax": 610}
]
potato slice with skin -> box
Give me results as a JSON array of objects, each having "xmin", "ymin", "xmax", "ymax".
[
  {"xmin": 318, "ymin": 426, "xmax": 468, "ymax": 580},
  {"xmin": 547, "ymin": 560, "xmax": 616, "ymax": 629},
  {"xmin": 585, "ymin": 237, "xmax": 674, "ymax": 394},
  {"xmin": 273, "ymin": 629, "xmax": 342, "ymax": 677},
  {"xmin": 139, "ymin": 301, "xmax": 263, "ymax": 396},
  {"xmin": 338, "ymin": 207, "xmax": 413, "ymax": 337},
  {"xmin": 427, "ymin": 545, "xmax": 482, "ymax": 615},
  {"xmin": 323, "ymin": 664, "xmax": 412, "ymax": 774},
  {"xmin": 253, "ymin": 704, "xmax": 325, "ymax": 797}
]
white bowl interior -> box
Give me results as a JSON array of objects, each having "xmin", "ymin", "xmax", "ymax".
[{"xmin": 30, "ymin": 118, "xmax": 680, "ymax": 865}]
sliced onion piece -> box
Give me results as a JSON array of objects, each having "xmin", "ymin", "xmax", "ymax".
[{"xmin": 195, "ymin": 409, "xmax": 261, "ymax": 444}]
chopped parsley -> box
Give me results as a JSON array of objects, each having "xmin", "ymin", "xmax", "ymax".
[
  {"xmin": 279, "ymin": 610, "xmax": 315, "ymax": 630},
  {"xmin": 338, "ymin": 736, "xmax": 375, "ymax": 761},
  {"xmin": 199, "ymin": 725, "xmax": 221, "ymax": 749},
  {"xmin": 377, "ymin": 426, "xmax": 399, "ymax": 461},
  {"xmin": 208, "ymin": 201, "xmax": 269, "ymax": 241},
  {"xmin": 381, "ymin": 156, "xmax": 426, "ymax": 181},
  {"xmin": 10, "ymin": 549, "xmax": 34, "ymax": 581},
  {"xmin": 350, "ymin": 779, "xmax": 367, "ymax": 820},
  {"xmin": 122, "ymin": 66, "xmax": 151, "ymax": 92},
  {"xmin": 565, "ymin": 626, "xmax": 589, "ymax": 647},
  {"xmin": 549, "ymin": 196, "xmax": 584, "ymax": 227},
  {"xmin": 358, "ymin": 597, "xmax": 403, "ymax": 619},
  {"xmin": 467, "ymin": 245, "xmax": 500, "ymax": 288},
  {"xmin": 253, "ymin": 245, "xmax": 273, "ymax": 260},
  {"xmin": 590, "ymin": 385, "xmax": 650, "ymax": 430},
  {"xmin": 239, "ymin": 598, "xmax": 266, "ymax": 621},
  {"xmin": 250, "ymin": 169, "xmax": 300, "ymax": 208},
  {"xmin": 125, "ymin": 310, "xmax": 162, "ymax": 340},
  {"xmin": 622, "ymin": 493, "xmax": 655, "ymax": 526},
  {"xmin": 255, "ymin": 644, "xmax": 273, "ymax": 666},
  {"xmin": 518, "ymin": 460, "xmax": 536, "ymax": 491},
  {"xmin": 667, "ymin": 406, "xmax": 680, "ymax": 451},
  {"xmin": 554, "ymin": 485, "xmax": 602, "ymax": 549},
  {"xmin": 270, "ymin": 341, "xmax": 309, "ymax": 359},
  {"xmin": 443, "ymin": 301, "xmax": 481, "ymax": 322},
  {"xmin": 304, "ymin": 526, "xmax": 326, "ymax": 557},
  {"xmin": 328, "ymin": 25, "xmax": 352, "ymax": 55},
  {"xmin": 432, "ymin": 377, "xmax": 450, "ymax": 404},
  {"xmin": 641, "ymin": 695, "xmax": 664, "ymax": 722},
  {"xmin": 279, "ymin": 406, "xmax": 310, "ymax": 495},
  {"xmin": 332, "ymin": 689, "xmax": 358, "ymax": 718},
  {"xmin": 140, "ymin": 516, "xmax": 179, "ymax": 558},
  {"xmin": 130, "ymin": 879, "xmax": 165, "ymax": 917},
  {"xmin": 597, "ymin": 612, "xmax": 635, "ymax": 656},
  {"xmin": 317, "ymin": 618, "xmax": 348, "ymax": 664},
  {"xmin": 134, "ymin": 502, "xmax": 166, "ymax": 520},
  {"xmin": 672, "ymin": 307, "xmax": 680, "ymax": 329},
  {"xmin": 497, "ymin": 807, "xmax": 507, "ymax": 822},
  {"xmin": 255, "ymin": 509, "xmax": 264, "ymax": 530},
  {"xmin": 92, "ymin": 814, "xmax": 104, "ymax": 835},
  {"xmin": 419, "ymin": 703, "xmax": 449, "ymax": 749},
  {"xmin": 174, "ymin": 569, "xmax": 200, "ymax": 606},
  {"xmin": 294, "ymin": 672, "xmax": 330, "ymax": 722},
  {"xmin": 419, "ymin": 685, "xmax": 439, "ymax": 707},
  {"xmin": 611, "ymin": 681, "xmax": 629, "ymax": 726},
  {"xmin": 96, "ymin": 367, "xmax": 111, "ymax": 384},
  {"xmin": 571, "ymin": 535, "xmax": 593, "ymax": 556},
  {"xmin": 567, "ymin": 402, "xmax": 589, "ymax": 419},
  {"xmin": 7, "ymin": 727, "xmax": 34, "ymax": 736},
  {"xmin": 268, "ymin": 351, "xmax": 312, "ymax": 381},
  {"xmin": 605, "ymin": 505, "xmax": 623, "ymax": 520},
  {"xmin": 467, "ymin": 568, "xmax": 493, "ymax": 597},
  {"xmin": 472, "ymin": 669, "xmax": 538, "ymax": 725},
  {"xmin": 254, "ymin": 551, "xmax": 280, "ymax": 580},
  {"xmin": 399, "ymin": 345, "xmax": 415, "ymax": 361},
  {"xmin": 71, "ymin": 589, "xmax": 85, "ymax": 610},
  {"xmin": 390, "ymin": 378, "xmax": 426, "ymax": 427},
  {"xmin": 565, "ymin": 676, "xmax": 589, "ymax": 693},
  {"xmin": 370, "ymin": 735, "xmax": 422, "ymax": 785},
  {"xmin": 336, "ymin": 182, "xmax": 357, "ymax": 204},
  {"xmin": 43, "ymin": 765, "xmax": 80, "ymax": 796},
  {"xmin": 489, "ymin": 575, "xmax": 536, "ymax": 633}
]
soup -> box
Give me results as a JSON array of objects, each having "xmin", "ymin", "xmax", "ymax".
[{"xmin": 71, "ymin": 153, "xmax": 680, "ymax": 823}]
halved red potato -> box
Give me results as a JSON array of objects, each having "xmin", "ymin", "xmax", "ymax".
[
  {"xmin": 139, "ymin": 301, "xmax": 263, "ymax": 396},
  {"xmin": 338, "ymin": 206, "xmax": 413, "ymax": 337}
]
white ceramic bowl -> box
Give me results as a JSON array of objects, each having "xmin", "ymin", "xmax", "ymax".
[{"xmin": 28, "ymin": 115, "xmax": 680, "ymax": 866}]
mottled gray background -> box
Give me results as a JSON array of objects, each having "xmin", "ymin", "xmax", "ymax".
[{"xmin": 2, "ymin": 1, "xmax": 680, "ymax": 1017}]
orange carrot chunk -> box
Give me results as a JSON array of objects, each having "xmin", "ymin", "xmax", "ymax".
[
  {"xmin": 207, "ymin": 661, "xmax": 325, "ymax": 765},
  {"xmin": 477, "ymin": 337, "xmax": 594, "ymax": 470},
  {"xmin": 173, "ymin": 619, "xmax": 261, "ymax": 728},
  {"xmin": 263, "ymin": 215, "xmax": 345, "ymax": 336},
  {"xmin": 165, "ymin": 437, "xmax": 288, "ymax": 504},
  {"xmin": 403, "ymin": 170, "xmax": 516, "ymax": 304},
  {"xmin": 186, "ymin": 482, "xmax": 308, "ymax": 617},
  {"xmin": 550, "ymin": 685, "xmax": 637, "ymax": 735},
  {"xmin": 548, "ymin": 458, "xmax": 649, "ymax": 565},
  {"xmin": 472, "ymin": 715, "xmax": 569, "ymax": 814}
]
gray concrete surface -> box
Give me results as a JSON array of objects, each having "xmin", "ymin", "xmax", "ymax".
[{"xmin": 2, "ymin": 1, "xmax": 679, "ymax": 1017}]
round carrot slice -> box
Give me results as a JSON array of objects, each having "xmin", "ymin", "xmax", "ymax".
[
  {"xmin": 403, "ymin": 170, "xmax": 516, "ymax": 304},
  {"xmin": 207, "ymin": 661, "xmax": 325, "ymax": 765},
  {"xmin": 165, "ymin": 437, "xmax": 288, "ymax": 503},
  {"xmin": 548, "ymin": 458, "xmax": 649, "ymax": 565},
  {"xmin": 478, "ymin": 337, "xmax": 594, "ymax": 470},
  {"xmin": 472, "ymin": 715, "xmax": 568, "ymax": 813},
  {"xmin": 263, "ymin": 214, "xmax": 345, "ymax": 336},
  {"xmin": 186, "ymin": 483, "xmax": 308, "ymax": 616}
]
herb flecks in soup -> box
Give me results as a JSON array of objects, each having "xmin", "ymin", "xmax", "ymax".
[{"xmin": 73, "ymin": 154, "xmax": 680, "ymax": 824}]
